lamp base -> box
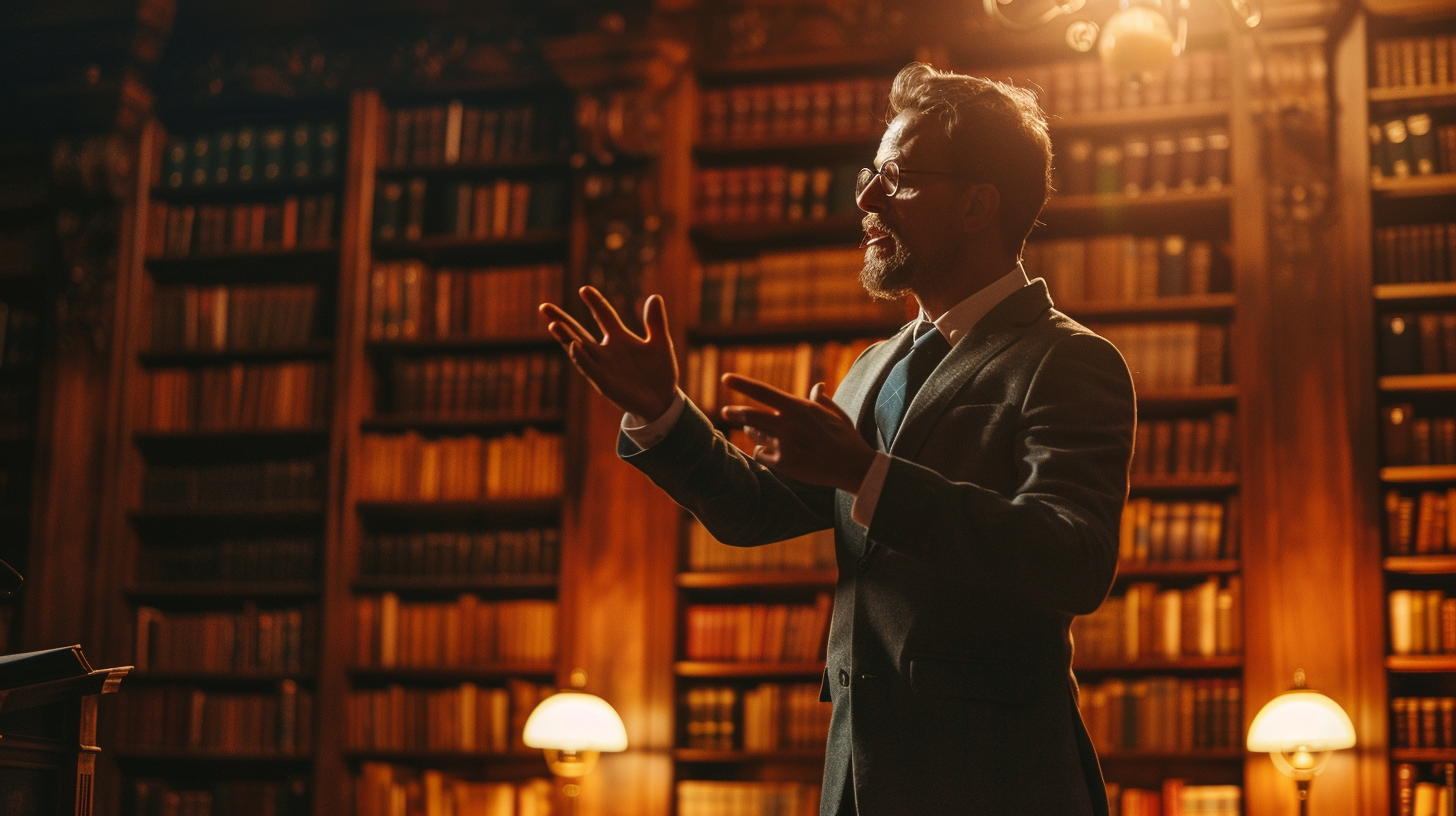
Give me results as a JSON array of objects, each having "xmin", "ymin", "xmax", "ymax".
[
  {"xmin": 544, "ymin": 748, "xmax": 600, "ymax": 778},
  {"xmin": 1296, "ymin": 778, "xmax": 1310, "ymax": 816}
]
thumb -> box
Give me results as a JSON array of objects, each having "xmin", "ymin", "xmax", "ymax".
[
  {"xmin": 643, "ymin": 294, "xmax": 670, "ymax": 341},
  {"xmin": 811, "ymin": 382, "xmax": 852, "ymax": 421}
]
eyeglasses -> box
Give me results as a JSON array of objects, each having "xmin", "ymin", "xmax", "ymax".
[{"xmin": 855, "ymin": 160, "xmax": 973, "ymax": 198}]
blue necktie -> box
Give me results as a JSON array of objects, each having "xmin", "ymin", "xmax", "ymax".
[{"xmin": 875, "ymin": 323, "xmax": 953, "ymax": 449}]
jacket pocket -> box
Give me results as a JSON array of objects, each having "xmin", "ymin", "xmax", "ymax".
[{"xmin": 908, "ymin": 655, "xmax": 1035, "ymax": 706}]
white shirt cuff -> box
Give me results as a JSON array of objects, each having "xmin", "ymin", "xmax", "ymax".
[
  {"xmin": 850, "ymin": 451, "xmax": 893, "ymax": 526},
  {"xmin": 621, "ymin": 389, "xmax": 688, "ymax": 449}
]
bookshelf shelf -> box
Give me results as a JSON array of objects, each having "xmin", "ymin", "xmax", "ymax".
[
  {"xmin": 138, "ymin": 342, "xmax": 335, "ymax": 366},
  {"xmin": 673, "ymin": 749, "xmax": 826, "ymax": 763},
  {"xmin": 1096, "ymin": 748, "xmax": 1243, "ymax": 762},
  {"xmin": 1067, "ymin": 293, "xmax": 1238, "ymax": 322},
  {"xmin": 674, "ymin": 661, "xmax": 825, "ymax": 678},
  {"xmin": 342, "ymin": 750, "xmax": 544, "ymax": 765},
  {"xmin": 689, "ymin": 216, "xmax": 864, "ymax": 253},
  {"xmin": 352, "ymin": 575, "xmax": 558, "ymax": 594},
  {"xmin": 1375, "ymin": 282, "xmax": 1456, "ymax": 303},
  {"xmin": 149, "ymin": 177, "xmax": 344, "ymax": 202},
  {"xmin": 1385, "ymin": 655, "xmax": 1456, "ymax": 672},
  {"xmin": 1073, "ymin": 656, "xmax": 1243, "ymax": 673},
  {"xmin": 354, "ymin": 497, "xmax": 561, "ymax": 524},
  {"xmin": 688, "ymin": 320, "xmax": 906, "ymax": 345},
  {"xmin": 1391, "ymin": 749, "xmax": 1456, "ymax": 762},
  {"xmin": 1129, "ymin": 473, "xmax": 1239, "ymax": 493},
  {"xmin": 146, "ymin": 247, "xmax": 339, "ymax": 283},
  {"xmin": 696, "ymin": 48, "xmax": 909, "ymax": 82},
  {"xmin": 1115, "ymin": 560, "xmax": 1241, "ymax": 578},
  {"xmin": 127, "ymin": 671, "xmax": 314, "ymax": 684},
  {"xmin": 127, "ymin": 581, "xmax": 321, "ymax": 601},
  {"xmin": 1368, "ymin": 83, "xmax": 1456, "ymax": 107},
  {"xmin": 1049, "ymin": 101, "xmax": 1232, "ymax": 132},
  {"xmin": 1379, "ymin": 374, "xmax": 1456, "ymax": 392},
  {"xmin": 133, "ymin": 427, "xmax": 331, "ymax": 454},
  {"xmin": 1042, "ymin": 188, "xmax": 1233, "ymax": 215},
  {"xmin": 1134, "ymin": 385, "xmax": 1240, "ymax": 411},
  {"xmin": 1384, "ymin": 556, "xmax": 1456, "ymax": 574},
  {"xmin": 348, "ymin": 665, "xmax": 557, "ymax": 682},
  {"xmin": 361, "ymin": 412, "xmax": 565, "ymax": 434},
  {"xmin": 366, "ymin": 335, "xmax": 557, "ymax": 355},
  {"xmin": 114, "ymin": 749, "xmax": 314, "ymax": 764},
  {"xmin": 693, "ymin": 132, "xmax": 881, "ymax": 163},
  {"xmin": 676, "ymin": 570, "xmax": 838, "ymax": 589},
  {"xmin": 129, "ymin": 502, "xmax": 326, "ymax": 525},
  {"xmin": 376, "ymin": 154, "xmax": 572, "ymax": 178},
  {"xmin": 1372, "ymin": 174, "xmax": 1456, "ymax": 199},
  {"xmin": 371, "ymin": 230, "xmax": 569, "ymax": 263},
  {"xmin": 1380, "ymin": 466, "xmax": 1456, "ymax": 483}
]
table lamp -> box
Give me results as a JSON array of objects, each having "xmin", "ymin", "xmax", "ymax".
[
  {"xmin": 1246, "ymin": 669, "xmax": 1357, "ymax": 816},
  {"xmin": 523, "ymin": 674, "xmax": 627, "ymax": 813}
]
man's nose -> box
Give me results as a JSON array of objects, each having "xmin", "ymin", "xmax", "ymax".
[{"xmin": 856, "ymin": 178, "xmax": 888, "ymax": 214}]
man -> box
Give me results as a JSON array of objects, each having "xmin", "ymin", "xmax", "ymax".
[{"xmin": 540, "ymin": 63, "xmax": 1135, "ymax": 815}]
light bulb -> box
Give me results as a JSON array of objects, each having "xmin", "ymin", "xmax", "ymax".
[{"xmin": 1099, "ymin": 4, "xmax": 1175, "ymax": 77}]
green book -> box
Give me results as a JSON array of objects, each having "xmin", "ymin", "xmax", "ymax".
[
  {"xmin": 188, "ymin": 133, "xmax": 212, "ymax": 187},
  {"xmin": 316, "ymin": 122, "xmax": 340, "ymax": 178},
  {"xmin": 291, "ymin": 122, "xmax": 314, "ymax": 181},
  {"xmin": 212, "ymin": 129, "xmax": 235, "ymax": 186},
  {"xmin": 235, "ymin": 127, "xmax": 258, "ymax": 184},
  {"xmin": 164, "ymin": 137, "xmax": 188, "ymax": 188},
  {"xmin": 261, "ymin": 125, "xmax": 288, "ymax": 182}
]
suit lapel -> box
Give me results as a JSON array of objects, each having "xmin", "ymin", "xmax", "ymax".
[
  {"xmin": 889, "ymin": 281, "xmax": 1054, "ymax": 462},
  {"xmin": 833, "ymin": 322, "xmax": 915, "ymax": 446}
]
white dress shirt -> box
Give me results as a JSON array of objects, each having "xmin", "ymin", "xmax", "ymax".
[{"xmin": 622, "ymin": 264, "xmax": 1033, "ymax": 527}]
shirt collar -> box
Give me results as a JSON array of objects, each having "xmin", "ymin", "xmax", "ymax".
[{"xmin": 916, "ymin": 263, "xmax": 1032, "ymax": 347}]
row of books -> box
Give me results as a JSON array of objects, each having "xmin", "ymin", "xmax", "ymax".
[
  {"xmin": 133, "ymin": 778, "xmax": 308, "ymax": 816},
  {"xmin": 1371, "ymin": 114, "xmax": 1455, "ymax": 180},
  {"xmin": 383, "ymin": 353, "xmax": 564, "ymax": 418},
  {"xmin": 1393, "ymin": 697, "xmax": 1456, "ymax": 749},
  {"xmin": 0, "ymin": 303, "xmax": 40, "ymax": 368},
  {"xmin": 1054, "ymin": 128, "xmax": 1229, "ymax": 198},
  {"xmin": 354, "ymin": 595, "xmax": 556, "ymax": 667},
  {"xmin": 1383, "ymin": 404, "xmax": 1456, "ymax": 467},
  {"xmin": 1025, "ymin": 235, "xmax": 1221, "ymax": 305},
  {"xmin": 1382, "ymin": 312, "xmax": 1456, "ymax": 376},
  {"xmin": 1389, "ymin": 589, "xmax": 1456, "ymax": 655},
  {"xmin": 694, "ymin": 165, "xmax": 858, "ymax": 225},
  {"xmin": 355, "ymin": 765, "xmax": 553, "ymax": 816},
  {"xmin": 379, "ymin": 102, "xmax": 570, "ymax": 169},
  {"xmin": 684, "ymin": 522, "xmax": 835, "ymax": 573},
  {"xmin": 682, "ymin": 682, "xmax": 829, "ymax": 751},
  {"xmin": 146, "ymin": 196, "xmax": 337, "ymax": 257},
  {"xmin": 149, "ymin": 284, "xmax": 319, "ymax": 353},
  {"xmin": 138, "ymin": 363, "xmax": 329, "ymax": 432},
  {"xmin": 367, "ymin": 262, "xmax": 562, "ymax": 342},
  {"xmin": 698, "ymin": 78, "xmax": 889, "ymax": 146},
  {"xmin": 1106, "ymin": 781, "xmax": 1241, "ymax": 816},
  {"xmin": 357, "ymin": 430, "xmax": 562, "ymax": 501},
  {"xmin": 1078, "ymin": 677, "xmax": 1242, "ymax": 752},
  {"xmin": 1371, "ymin": 36, "xmax": 1456, "ymax": 90},
  {"xmin": 1129, "ymin": 413, "xmax": 1238, "ymax": 478},
  {"xmin": 989, "ymin": 50, "xmax": 1230, "ymax": 118},
  {"xmin": 685, "ymin": 340, "xmax": 876, "ymax": 417},
  {"xmin": 345, "ymin": 681, "xmax": 551, "ymax": 753},
  {"xmin": 143, "ymin": 459, "xmax": 322, "ymax": 510},
  {"xmin": 1386, "ymin": 489, "xmax": 1456, "ymax": 555},
  {"xmin": 1071, "ymin": 577, "xmax": 1242, "ymax": 663},
  {"xmin": 683, "ymin": 594, "xmax": 832, "ymax": 663},
  {"xmin": 137, "ymin": 537, "xmax": 317, "ymax": 583},
  {"xmin": 162, "ymin": 123, "xmax": 340, "ymax": 189},
  {"xmin": 1092, "ymin": 322, "xmax": 1228, "ymax": 391},
  {"xmin": 122, "ymin": 681, "xmax": 313, "ymax": 753},
  {"xmin": 695, "ymin": 249, "xmax": 903, "ymax": 326},
  {"xmin": 676, "ymin": 782, "xmax": 820, "ymax": 816},
  {"xmin": 135, "ymin": 604, "xmax": 317, "ymax": 673},
  {"xmin": 1118, "ymin": 498, "xmax": 1237, "ymax": 563},
  {"xmin": 373, "ymin": 177, "xmax": 567, "ymax": 242},
  {"xmin": 1397, "ymin": 763, "xmax": 1456, "ymax": 816},
  {"xmin": 1374, "ymin": 223, "xmax": 1456, "ymax": 285},
  {"xmin": 360, "ymin": 529, "xmax": 559, "ymax": 579}
]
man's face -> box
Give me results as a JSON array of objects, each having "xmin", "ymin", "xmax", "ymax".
[{"xmin": 857, "ymin": 111, "xmax": 965, "ymax": 301}]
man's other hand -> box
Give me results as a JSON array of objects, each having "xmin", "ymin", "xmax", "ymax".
[
  {"xmin": 720, "ymin": 375, "xmax": 876, "ymax": 493},
  {"xmin": 539, "ymin": 287, "xmax": 678, "ymax": 421}
]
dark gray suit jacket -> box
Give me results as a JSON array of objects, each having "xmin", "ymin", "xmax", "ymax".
[{"xmin": 620, "ymin": 280, "xmax": 1135, "ymax": 815}]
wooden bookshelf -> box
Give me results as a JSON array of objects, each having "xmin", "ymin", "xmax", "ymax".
[
  {"xmin": 145, "ymin": 246, "xmax": 339, "ymax": 283},
  {"xmin": 1129, "ymin": 473, "xmax": 1240, "ymax": 492},
  {"xmin": 689, "ymin": 216, "xmax": 864, "ymax": 253},
  {"xmin": 688, "ymin": 320, "xmax": 907, "ymax": 345},
  {"xmin": 1371, "ymin": 174, "xmax": 1456, "ymax": 198},
  {"xmin": 1380, "ymin": 465, "xmax": 1456, "ymax": 483},
  {"xmin": 138, "ymin": 341, "xmax": 336, "ymax": 366},
  {"xmin": 127, "ymin": 581, "xmax": 322, "ymax": 601},
  {"xmin": 1385, "ymin": 556, "xmax": 1456, "ymax": 574},
  {"xmin": 1385, "ymin": 655, "xmax": 1456, "ymax": 673},
  {"xmin": 360, "ymin": 412, "xmax": 566, "ymax": 434},
  {"xmin": 1072, "ymin": 656, "xmax": 1244, "ymax": 673},
  {"xmin": 673, "ymin": 748, "xmax": 826, "ymax": 763},
  {"xmin": 1115, "ymin": 560, "xmax": 1242, "ymax": 578},
  {"xmin": 353, "ymin": 498, "xmax": 562, "ymax": 524},
  {"xmin": 1367, "ymin": 83, "xmax": 1456, "ymax": 106},
  {"xmin": 1050, "ymin": 101, "xmax": 1233, "ymax": 132},
  {"xmin": 675, "ymin": 570, "xmax": 837, "ymax": 589},
  {"xmin": 1096, "ymin": 748, "xmax": 1244, "ymax": 762},
  {"xmin": 1041, "ymin": 188, "xmax": 1233, "ymax": 215},
  {"xmin": 674, "ymin": 661, "xmax": 825, "ymax": 678},
  {"xmin": 351, "ymin": 575, "xmax": 558, "ymax": 593},
  {"xmin": 348, "ymin": 665, "xmax": 558, "ymax": 682},
  {"xmin": 1066, "ymin": 293, "xmax": 1238, "ymax": 322}
]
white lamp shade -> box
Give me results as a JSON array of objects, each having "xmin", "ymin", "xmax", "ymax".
[
  {"xmin": 1246, "ymin": 690, "xmax": 1357, "ymax": 752},
  {"xmin": 523, "ymin": 692, "xmax": 628, "ymax": 752}
]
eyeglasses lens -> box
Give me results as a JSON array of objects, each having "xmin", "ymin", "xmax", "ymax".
[{"xmin": 855, "ymin": 162, "xmax": 898, "ymax": 198}]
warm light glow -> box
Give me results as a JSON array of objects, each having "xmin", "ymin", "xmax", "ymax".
[
  {"xmin": 1098, "ymin": 4, "xmax": 1175, "ymax": 76},
  {"xmin": 1246, "ymin": 691, "xmax": 1357, "ymax": 753},
  {"xmin": 523, "ymin": 692, "xmax": 628, "ymax": 752}
]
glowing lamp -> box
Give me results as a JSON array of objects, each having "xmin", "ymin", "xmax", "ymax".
[
  {"xmin": 1246, "ymin": 670, "xmax": 1356, "ymax": 816},
  {"xmin": 1098, "ymin": 1, "xmax": 1177, "ymax": 77}
]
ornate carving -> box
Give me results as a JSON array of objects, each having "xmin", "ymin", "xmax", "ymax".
[
  {"xmin": 544, "ymin": 32, "xmax": 689, "ymax": 160},
  {"xmin": 50, "ymin": 136, "xmax": 136, "ymax": 350},
  {"xmin": 579, "ymin": 168, "xmax": 662, "ymax": 333},
  {"xmin": 696, "ymin": 0, "xmax": 908, "ymax": 62}
]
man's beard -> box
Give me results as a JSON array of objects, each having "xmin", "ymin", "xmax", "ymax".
[{"xmin": 860, "ymin": 217, "xmax": 918, "ymax": 301}]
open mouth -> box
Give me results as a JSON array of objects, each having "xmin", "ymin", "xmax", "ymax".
[{"xmin": 861, "ymin": 222, "xmax": 897, "ymax": 253}]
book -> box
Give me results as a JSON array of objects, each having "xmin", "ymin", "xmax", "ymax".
[{"xmin": 0, "ymin": 644, "xmax": 93, "ymax": 690}]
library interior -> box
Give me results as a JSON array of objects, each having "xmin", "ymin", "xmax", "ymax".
[{"xmin": 0, "ymin": 0, "xmax": 1452, "ymax": 813}]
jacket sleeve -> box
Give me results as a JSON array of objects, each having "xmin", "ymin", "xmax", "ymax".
[
  {"xmin": 618, "ymin": 395, "xmax": 835, "ymax": 547},
  {"xmin": 865, "ymin": 331, "xmax": 1135, "ymax": 615}
]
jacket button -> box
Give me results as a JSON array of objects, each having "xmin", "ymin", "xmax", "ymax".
[{"xmin": 838, "ymin": 669, "xmax": 850, "ymax": 687}]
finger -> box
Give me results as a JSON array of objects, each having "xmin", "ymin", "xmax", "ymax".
[
  {"xmin": 579, "ymin": 286, "xmax": 638, "ymax": 342},
  {"xmin": 753, "ymin": 445, "xmax": 781, "ymax": 467},
  {"xmin": 540, "ymin": 303, "xmax": 600, "ymax": 345},
  {"xmin": 721, "ymin": 373, "xmax": 805, "ymax": 411},
  {"xmin": 642, "ymin": 294, "xmax": 670, "ymax": 343},
  {"xmin": 810, "ymin": 381, "xmax": 854, "ymax": 423},
  {"xmin": 720, "ymin": 405, "xmax": 789, "ymax": 436},
  {"xmin": 547, "ymin": 318, "xmax": 594, "ymax": 349}
]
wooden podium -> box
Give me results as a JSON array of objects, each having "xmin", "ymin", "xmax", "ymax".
[{"xmin": 0, "ymin": 666, "xmax": 129, "ymax": 816}]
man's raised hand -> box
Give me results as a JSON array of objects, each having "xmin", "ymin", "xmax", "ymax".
[
  {"xmin": 539, "ymin": 287, "xmax": 678, "ymax": 421},
  {"xmin": 720, "ymin": 375, "xmax": 877, "ymax": 493}
]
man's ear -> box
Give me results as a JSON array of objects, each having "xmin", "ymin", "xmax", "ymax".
[{"xmin": 962, "ymin": 183, "xmax": 1000, "ymax": 234}]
